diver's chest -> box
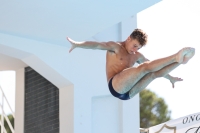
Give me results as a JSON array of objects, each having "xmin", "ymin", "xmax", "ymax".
[{"xmin": 117, "ymin": 54, "xmax": 137, "ymax": 66}]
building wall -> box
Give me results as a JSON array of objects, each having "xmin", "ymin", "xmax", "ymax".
[
  {"xmin": 12, "ymin": 16, "xmax": 140, "ymax": 133},
  {"xmin": 87, "ymin": 16, "xmax": 140, "ymax": 133},
  {"xmin": 0, "ymin": 0, "xmax": 163, "ymax": 132}
]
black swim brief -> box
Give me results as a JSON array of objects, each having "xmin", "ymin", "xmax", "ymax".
[{"xmin": 108, "ymin": 77, "xmax": 130, "ymax": 100}]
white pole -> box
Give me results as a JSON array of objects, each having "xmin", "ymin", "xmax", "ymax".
[{"xmin": 1, "ymin": 92, "xmax": 4, "ymax": 133}]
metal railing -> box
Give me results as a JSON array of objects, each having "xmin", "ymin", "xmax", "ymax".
[
  {"xmin": 140, "ymin": 128, "xmax": 149, "ymax": 133},
  {"xmin": 0, "ymin": 86, "xmax": 15, "ymax": 133}
]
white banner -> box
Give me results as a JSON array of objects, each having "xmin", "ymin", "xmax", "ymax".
[{"xmin": 149, "ymin": 112, "xmax": 200, "ymax": 133}]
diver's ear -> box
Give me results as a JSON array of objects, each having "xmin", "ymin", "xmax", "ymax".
[{"xmin": 127, "ymin": 36, "xmax": 131, "ymax": 41}]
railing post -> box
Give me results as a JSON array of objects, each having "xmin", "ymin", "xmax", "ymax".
[
  {"xmin": 0, "ymin": 86, "xmax": 15, "ymax": 133},
  {"xmin": 1, "ymin": 92, "xmax": 3, "ymax": 133}
]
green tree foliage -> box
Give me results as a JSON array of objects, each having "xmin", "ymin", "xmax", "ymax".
[
  {"xmin": 140, "ymin": 89, "xmax": 171, "ymax": 128},
  {"xmin": 0, "ymin": 114, "xmax": 14, "ymax": 133}
]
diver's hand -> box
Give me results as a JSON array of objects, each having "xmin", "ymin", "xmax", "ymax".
[
  {"xmin": 169, "ymin": 76, "xmax": 183, "ymax": 88},
  {"xmin": 67, "ymin": 37, "xmax": 79, "ymax": 53}
]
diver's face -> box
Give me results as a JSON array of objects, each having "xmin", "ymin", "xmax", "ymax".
[{"xmin": 126, "ymin": 37, "xmax": 142, "ymax": 54}]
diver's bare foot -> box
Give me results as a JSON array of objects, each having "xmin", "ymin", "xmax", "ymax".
[
  {"xmin": 176, "ymin": 47, "xmax": 194, "ymax": 63},
  {"xmin": 182, "ymin": 48, "xmax": 195, "ymax": 64}
]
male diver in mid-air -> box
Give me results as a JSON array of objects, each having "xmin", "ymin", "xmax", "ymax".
[{"xmin": 67, "ymin": 29, "xmax": 195, "ymax": 100}]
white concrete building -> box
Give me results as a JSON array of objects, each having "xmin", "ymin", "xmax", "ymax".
[{"xmin": 0, "ymin": 1, "xmax": 161, "ymax": 133}]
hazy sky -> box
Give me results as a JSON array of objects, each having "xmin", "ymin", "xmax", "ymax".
[
  {"xmin": 0, "ymin": 71, "xmax": 15, "ymax": 115},
  {"xmin": 0, "ymin": 0, "xmax": 199, "ymax": 121},
  {"xmin": 137, "ymin": 0, "xmax": 200, "ymax": 119}
]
